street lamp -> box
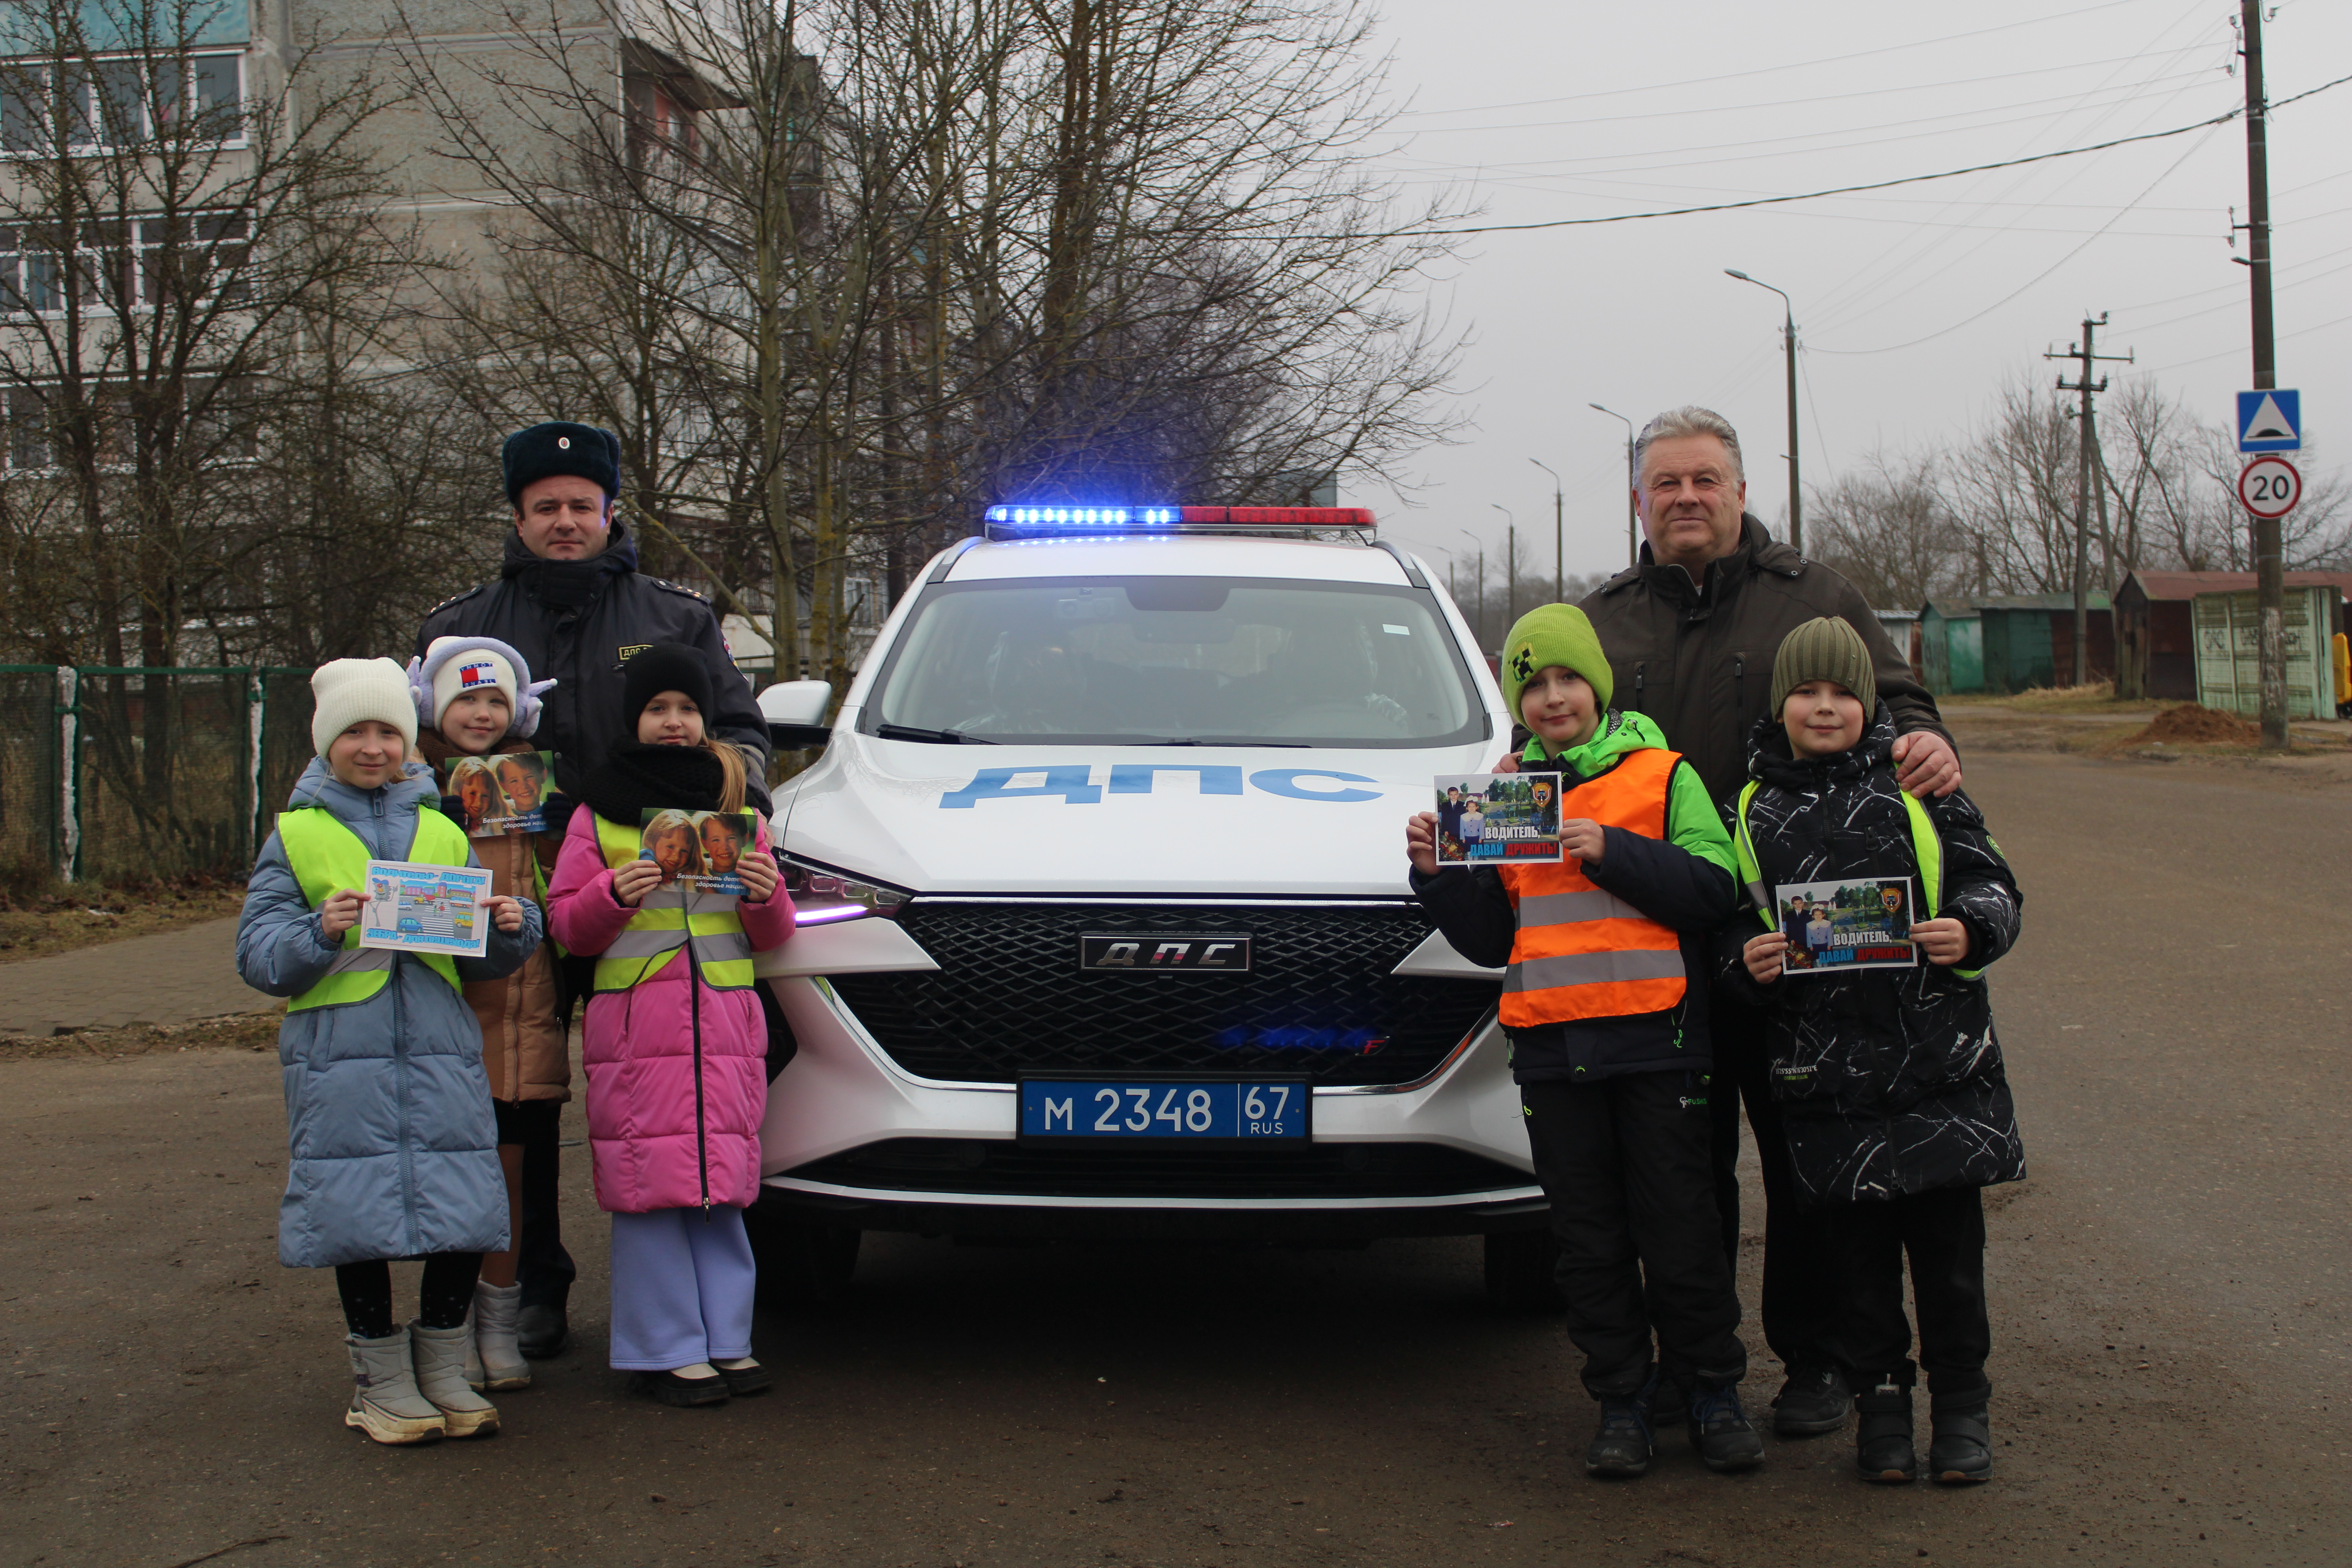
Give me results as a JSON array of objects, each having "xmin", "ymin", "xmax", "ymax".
[
  {"xmin": 1529, "ymin": 457, "xmax": 1563, "ymax": 602},
  {"xmin": 1588, "ymin": 403, "xmax": 1636, "ymax": 567},
  {"xmin": 1491, "ymin": 504, "xmax": 1516, "ymax": 626},
  {"xmin": 1726, "ymin": 268, "xmax": 1802, "ymax": 554},
  {"xmin": 1457, "ymin": 527, "xmax": 1485, "ymax": 649}
]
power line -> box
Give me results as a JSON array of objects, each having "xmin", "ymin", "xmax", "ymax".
[{"xmin": 1361, "ymin": 71, "xmax": 2352, "ymax": 242}]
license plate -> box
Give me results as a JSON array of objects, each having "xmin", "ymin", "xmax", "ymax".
[{"xmin": 1018, "ymin": 1078, "xmax": 1309, "ymax": 1141}]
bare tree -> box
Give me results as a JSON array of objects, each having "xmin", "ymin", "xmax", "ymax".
[{"xmin": 1807, "ymin": 450, "xmax": 1964, "ymax": 610}]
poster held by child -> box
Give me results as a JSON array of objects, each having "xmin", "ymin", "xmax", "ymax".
[{"xmin": 235, "ymin": 658, "xmax": 539, "ymax": 1445}]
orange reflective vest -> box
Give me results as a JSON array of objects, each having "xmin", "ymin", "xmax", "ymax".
[{"xmin": 1498, "ymin": 747, "xmax": 1687, "ymax": 1027}]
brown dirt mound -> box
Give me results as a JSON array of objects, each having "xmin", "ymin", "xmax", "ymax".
[{"xmin": 2126, "ymin": 703, "xmax": 2261, "ymax": 746}]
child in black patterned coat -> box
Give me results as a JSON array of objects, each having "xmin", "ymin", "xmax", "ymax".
[{"xmin": 1717, "ymin": 618, "xmax": 2024, "ymax": 1490}]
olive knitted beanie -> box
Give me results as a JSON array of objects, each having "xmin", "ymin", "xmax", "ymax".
[
  {"xmin": 1499, "ymin": 603, "xmax": 1614, "ymax": 720},
  {"xmin": 1770, "ymin": 616, "xmax": 1875, "ymax": 711}
]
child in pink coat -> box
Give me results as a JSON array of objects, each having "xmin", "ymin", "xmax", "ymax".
[{"xmin": 545, "ymin": 644, "xmax": 795, "ymax": 1405}]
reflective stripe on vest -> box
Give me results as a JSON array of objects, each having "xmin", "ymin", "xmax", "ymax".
[
  {"xmin": 590, "ymin": 812, "xmax": 755, "ymax": 991},
  {"xmin": 1732, "ymin": 781, "xmax": 1983, "ymax": 980},
  {"xmin": 1497, "ymin": 747, "xmax": 1687, "ymax": 1027},
  {"xmin": 277, "ymin": 806, "xmax": 468, "ymax": 1011}
]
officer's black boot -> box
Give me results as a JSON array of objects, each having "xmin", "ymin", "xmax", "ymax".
[
  {"xmin": 1586, "ymin": 1373, "xmax": 1657, "ymax": 1479},
  {"xmin": 1852, "ymin": 1371, "xmax": 1917, "ymax": 1484},
  {"xmin": 1928, "ymin": 1381, "xmax": 1993, "ymax": 1485},
  {"xmin": 1771, "ymin": 1364, "xmax": 1853, "ymax": 1436}
]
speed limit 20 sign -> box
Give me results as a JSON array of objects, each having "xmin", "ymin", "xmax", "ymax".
[{"xmin": 2238, "ymin": 455, "xmax": 2302, "ymax": 519}]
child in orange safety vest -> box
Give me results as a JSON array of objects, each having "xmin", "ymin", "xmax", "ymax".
[{"xmin": 1406, "ymin": 603, "xmax": 1755, "ymax": 1481}]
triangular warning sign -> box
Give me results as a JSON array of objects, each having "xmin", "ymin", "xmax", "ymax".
[{"xmin": 2244, "ymin": 393, "xmax": 2296, "ymax": 441}]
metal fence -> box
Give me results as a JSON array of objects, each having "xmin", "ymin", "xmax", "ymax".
[{"xmin": 0, "ymin": 665, "xmax": 315, "ymax": 885}]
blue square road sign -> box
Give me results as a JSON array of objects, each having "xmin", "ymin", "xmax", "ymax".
[{"xmin": 2237, "ymin": 389, "xmax": 2301, "ymax": 452}]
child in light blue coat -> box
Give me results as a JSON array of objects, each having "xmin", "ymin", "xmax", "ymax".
[{"xmin": 237, "ymin": 658, "xmax": 539, "ymax": 1445}]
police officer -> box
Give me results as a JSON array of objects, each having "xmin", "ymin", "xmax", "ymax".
[{"xmin": 417, "ymin": 421, "xmax": 774, "ymax": 1357}]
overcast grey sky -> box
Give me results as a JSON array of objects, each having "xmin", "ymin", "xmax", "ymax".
[{"xmin": 1353, "ymin": 0, "xmax": 2352, "ymax": 585}]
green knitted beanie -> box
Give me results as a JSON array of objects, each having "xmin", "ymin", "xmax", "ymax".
[
  {"xmin": 1500, "ymin": 603, "xmax": 1613, "ymax": 721},
  {"xmin": 1771, "ymin": 616, "xmax": 1875, "ymax": 711}
]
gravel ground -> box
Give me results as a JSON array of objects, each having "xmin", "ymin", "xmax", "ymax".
[{"xmin": 4, "ymin": 750, "xmax": 2345, "ymax": 1568}]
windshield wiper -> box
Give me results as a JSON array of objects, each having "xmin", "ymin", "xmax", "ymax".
[
  {"xmin": 1140, "ymin": 737, "xmax": 1310, "ymax": 748},
  {"xmin": 876, "ymin": 724, "xmax": 997, "ymax": 744}
]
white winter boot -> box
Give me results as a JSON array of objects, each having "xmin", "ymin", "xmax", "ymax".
[
  {"xmin": 345, "ymin": 1331, "xmax": 446, "ymax": 1445},
  {"xmin": 410, "ymin": 1320, "xmax": 500, "ymax": 1438},
  {"xmin": 466, "ymin": 1281, "xmax": 531, "ymax": 1391}
]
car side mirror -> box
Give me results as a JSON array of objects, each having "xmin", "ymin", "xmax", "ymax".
[{"xmin": 758, "ymin": 679, "xmax": 835, "ymax": 750}]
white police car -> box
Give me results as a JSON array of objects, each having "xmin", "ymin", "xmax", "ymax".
[{"xmin": 750, "ymin": 505, "xmax": 1553, "ymax": 1303}]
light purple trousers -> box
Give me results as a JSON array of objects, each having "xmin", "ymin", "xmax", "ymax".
[{"xmin": 606, "ymin": 1206, "xmax": 757, "ymax": 1372}]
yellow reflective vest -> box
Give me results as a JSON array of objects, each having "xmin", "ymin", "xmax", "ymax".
[
  {"xmin": 590, "ymin": 812, "xmax": 756, "ymax": 991},
  {"xmin": 277, "ymin": 806, "xmax": 469, "ymax": 1011}
]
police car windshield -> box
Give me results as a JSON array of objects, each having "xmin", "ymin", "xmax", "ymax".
[{"xmin": 865, "ymin": 577, "xmax": 1484, "ymax": 748}]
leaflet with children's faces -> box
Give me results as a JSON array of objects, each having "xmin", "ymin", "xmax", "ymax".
[
  {"xmin": 358, "ymin": 860, "xmax": 493, "ymax": 959},
  {"xmin": 438, "ymin": 750, "xmax": 561, "ymax": 837},
  {"xmin": 639, "ymin": 808, "xmax": 756, "ymax": 895},
  {"xmin": 1432, "ymin": 773, "xmax": 1563, "ymax": 865},
  {"xmin": 1773, "ymin": 877, "xmax": 1918, "ymax": 974}
]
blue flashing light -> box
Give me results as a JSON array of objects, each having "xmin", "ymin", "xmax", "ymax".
[{"xmin": 983, "ymin": 504, "xmax": 1182, "ymax": 529}]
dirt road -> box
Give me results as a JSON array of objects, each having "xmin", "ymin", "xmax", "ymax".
[{"xmin": 5, "ymin": 750, "xmax": 2346, "ymax": 1568}]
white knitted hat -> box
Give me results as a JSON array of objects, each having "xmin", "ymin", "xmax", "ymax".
[
  {"xmin": 406, "ymin": 635, "xmax": 556, "ymax": 739},
  {"xmin": 310, "ymin": 657, "xmax": 419, "ymax": 756}
]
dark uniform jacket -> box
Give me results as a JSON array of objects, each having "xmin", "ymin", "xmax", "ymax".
[
  {"xmin": 1715, "ymin": 707, "xmax": 2025, "ymax": 1203},
  {"xmin": 1579, "ymin": 515, "xmax": 1951, "ymax": 805},
  {"xmin": 416, "ymin": 523, "xmax": 772, "ymax": 811}
]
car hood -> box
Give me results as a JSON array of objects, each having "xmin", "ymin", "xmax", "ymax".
[{"xmin": 775, "ymin": 728, "xmax": 1503, "ymax": 897}]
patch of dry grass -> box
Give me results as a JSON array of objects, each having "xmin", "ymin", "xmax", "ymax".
[
  {"xmin": 0, "ymin": 1010, "xmax": 279, "ymax": 1061},
  {"xmin": 0, "ymin": 882, "xmax": 247, "ymax": 964}
]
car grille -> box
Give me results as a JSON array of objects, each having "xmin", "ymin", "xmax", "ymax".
[
  {"xmin": 793, "ymin": 1137, "xmax": 1530, "ymax": 1200},
  {"xmin": 827, "ymin": 901, "xmax": 1500, "ymax": 1087}
]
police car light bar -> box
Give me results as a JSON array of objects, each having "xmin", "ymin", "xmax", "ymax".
[{"xmin": 982, "ymin": 504, "xmax": 1375, "ymax": 533}]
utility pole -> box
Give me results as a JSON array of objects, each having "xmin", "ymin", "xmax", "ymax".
[
  {"xmin": 1589, "ymin": 403, "xmax": 1637, "ymax": 566},
  {"xmin": 1530, "ymin": 457, "xmax": 1564, "ymax": 602},
  {"xmin": 1493, "ymin": 505, "xmax": 1517, "ymax": 627},
  {"xmin": 2047, "ymin": 315, "xmax": 2132, "ymax": 685},
  {"xmin": 2240, "ymin": 0, "xmax": 2286, "ymax": 748},
  {"xmin": 1727, "ymin": 270, "xmax": 1802, "ymax": 552}
]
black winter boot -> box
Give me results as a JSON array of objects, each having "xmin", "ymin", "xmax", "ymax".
[
  {"xmin": 1852, "ymin": 1372, "xmax": 1917, "ymax": 1484},
  {"xmin": 1586, "ymin": 1376, "xmax": 1656, "ymax": 1479},
  {"xmin": 1928, "ymin": 1384, "xmax": 1993, "ymax": 1485},
  {"xmin": 1687, "ymin": 1379, "xmax": 1766, "ymax": 1473},
  {"xmin": 1771, "ymin": 1365, "xmax": 1853, "ymax": 1436}
]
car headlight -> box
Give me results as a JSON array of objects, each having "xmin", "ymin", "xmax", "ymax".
[{"xmin": 779, "ymin": 854, "xmax": 911, "ymax": 924}]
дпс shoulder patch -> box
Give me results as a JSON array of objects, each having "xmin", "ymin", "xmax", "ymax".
[{"xmin": 646, "ymin": 577, "xmax": 708, "ymax": 602}]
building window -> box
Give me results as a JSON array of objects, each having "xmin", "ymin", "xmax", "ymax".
[
  {"xmin": 0, "ymin": 52, "xmax": 242, "ymax": 154},
  {"xmin": 0, "ymin": 213, "xmax": 250, "ymax": 315}
]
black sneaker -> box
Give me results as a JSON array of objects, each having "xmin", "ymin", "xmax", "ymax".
[
  {"xmin": 1772, "ymin": 1365, "xmax": 1854, "ymax": 1436},
  {"xmin": 1687, "ymin": 1381, "xmax": 1765, "ymax": 1473},
  {"xmin": 515, "ymin": 1303, "xmax": 568, "ymax": 1360},
  {"xmin": 1928, "ymin": 1397, "xmax": 1992, "ymax": 1485},
  {"xmin": 1854, "ymin": 1378, "xmax": 1917, "ymax": 1484},
  {"xmin": 1586, "ymin": 1385, "xmax": 1655, "ymax": 1479}
]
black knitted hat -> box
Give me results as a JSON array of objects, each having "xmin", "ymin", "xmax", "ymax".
[
  {"xmin": 502, "ymin": 421, "xmax": 621, "ymax": 506},
  {"xmin": 621, "ymin": 641, "xmax": 714, "ymax": 722}
]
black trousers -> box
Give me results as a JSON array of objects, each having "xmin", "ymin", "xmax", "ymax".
[
  {"xmin": 1521, "ymin": 1072, "xmax": 1747, "ymax": 1398},
  {"xmin": 499, "ymin": 1096, "xmax": 575, "ymax": 1312},
  {"xmin": 1708, "ymin": 988, "xmax": 1841, "ymax": 1374},
  {"xmin": 334, "ymin": 1253, "xmax": 481, "ymax": 1339},
  {"xmin": 1827, "ymin": 1185, "xmax": 1990, "ymax": 1399}
]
